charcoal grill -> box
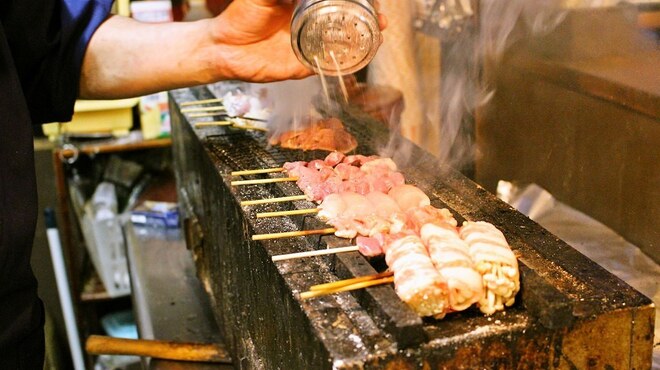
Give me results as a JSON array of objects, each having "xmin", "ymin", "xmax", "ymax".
[{"xmin": 170, "ymin": 85, "xmax": 654, "ymax": 369}]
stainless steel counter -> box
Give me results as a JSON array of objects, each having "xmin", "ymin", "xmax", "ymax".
[{"xmin": 125, "ymin": 223, "xmax": 233, "ymax": 369}]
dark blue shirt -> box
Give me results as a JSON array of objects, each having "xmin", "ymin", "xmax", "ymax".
[{"xmin": 0, "ymin": 0, "xmax": 113, "ymax": 359}]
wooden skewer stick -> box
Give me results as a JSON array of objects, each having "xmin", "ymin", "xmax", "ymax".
[
  {"xmin": 300, "ymin": 276, "xmax": 395, "ymax": 299},
  {"xmin": 180, "ymin": 98, "xmax": 223, "ymax": 106},
  {"xmin": 252, "ymin": 228, "xmax": 336, "ymax": 241},
  {"xmin": 187, "ymin": 112, "xmax": 226, "ymax": 118},
  {"xmin": 85, "ymin": 335, "xmax": 231, "ymax": 364},
  {"xmin": 231, "ymin": 123, "xmax": 269, "ymax": 132},
  {"xmin": 272, "ymin": 246, "xmax": 359, "ymax": 262},
  {"xmin": 181, "ymin": 106, "xmax": 226, "ymax": 113},
  {"xmin": 231, "ymin": 177, "xmax": 298, "ymax": 186},
  {"xmin": 240, "ymin": 195, "xmax": 307, "ymax": 206},
  {"xmin": 194, "ymin": 121, "xmax": 232, "ymax": 128},
  {"xmin": 231, "ymin": 116, "xmax": 268, "ymax": 123},
  {"xmin": 232, "ymin": 167, "xmax": 284, "ymax": 176},
  {"xmin": 257, "ymin": 208, "xmax": 320, "ymax": 218},
  {"xmin": 309, "ymin": 271, "xmax": 394, "ymax": 292}
]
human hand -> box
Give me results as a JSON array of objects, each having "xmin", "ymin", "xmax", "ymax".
[
  {"xmin": 209, "ymin": 0, "xmax": 387, "ymax": 82},
  {"xmin": 210, "ymin": 0, "xmax": 312, "ymax": 82}
]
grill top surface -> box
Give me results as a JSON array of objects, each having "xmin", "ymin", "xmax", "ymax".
[{"xmin": 169, "ymin": 85, "xmax": 654, "ymax": 366}]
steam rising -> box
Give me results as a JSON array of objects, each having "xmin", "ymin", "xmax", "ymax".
[
  {"xmin": 210, "ymin": 0, "xmax": 644, "ymax": 173},
  {"xmin": 372, "ymin": 0, "xmax": 571, "ymax": 173},
  {"xmin": 261, "ymin": 77, "xmax": 324, "ymax": 140}
]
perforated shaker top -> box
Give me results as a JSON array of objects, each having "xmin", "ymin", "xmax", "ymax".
[{"xmin": 292, "ymin": 0, "xmax": 382, "ymax": 76}]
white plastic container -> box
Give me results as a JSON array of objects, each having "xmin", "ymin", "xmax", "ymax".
[{"xmin": 79, "ymin": 183, "xmax": 131, "ymax": 298}]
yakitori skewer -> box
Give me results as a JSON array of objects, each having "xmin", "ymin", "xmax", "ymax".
[
  {"xmin": 271, "ymin": 245, "xmax": 359, "ymax": 262},
  {"xmin": 231, "ymin": 177, "xmax": 298, "ymax": 186},
  {"xmin": 180, "ymin": 98, "xmax": 223, "ymax": 106},
  {"xmin": 300, "ymin": 275, "xmax": 395, "ymax": 299},
  {"xmin": 257, "ymin": 208, "xmax": 319, "ymax": 218},
  {"xmin": 240, "ymin": 195, "xmax": 307, "ymax": 206},
  {"xmin": 181, "ymin": 106, "xmax": 226, "ymax": 113},
  {"xmin": 309, "ymin": 271, "xmax": 394, "ymax": 291},
  {"xmin": 231, "ymin": 168, "xmax": 284, "ymax": 176},
  {"xmin": 252, "ymin": 228, "xmax": 336, "ymax": 241},
  {"xmin": 194, "ymin": 121, "xmax": 232, "ymax": 128}
]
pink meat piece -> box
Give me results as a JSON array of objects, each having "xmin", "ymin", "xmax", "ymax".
[
  {"xmin": 339, "ymin": 192, "xmax": 373, "ymax": 218},
  {"xmin": 356, "ymin": 236, "xmax": 384, "ymax": 257},
  {"xmin": 307, "ymin": 159, "xmax": 327, "ymax": 171},
  {"xmin": 329, "ymin": 192, "xmax": 377, "ymax": 238},
  {"xmin": 340, "ymin": 181, "xmax": 356, "ymax": 194},
  {"xmin": 294, "ymin": 166, "xmax": 322, "ymax": 184},
  {"xmin": 388, "ymin": 184, "xmax": 431, "ymax": 211},
  {"xmin": 364, "ymin": 173, "xmax": 390, "ymax": 193},
  {"xmin": 365, "ymin": 191, "xmax": 401, "ymax": 218},
  {"xmin": 342, "ymin": 154, "xmax": 370, "ymax": 166},
  {"xmin": 318, "ymin": 166, "xmax": 336, "ymax": 181},
  {"xmin": 317, "ymin": 176, "xmax": 343, "ymax": 200},
  {"xmin": 360, "ymin": 155, "xmax": 381, "ymax": 165},
  {"xmin": 348, "ymin": 179, "xmax": 371, "ymax": 195},
  {"xmin": 365, "ymin": 171, "xmax": 405, "ymax": 193},
  {"xmin": 385, "ymin": 172, "xmax": 405, "ymax": 188},
  {"xmin": 376, "ymin": 231, "xmax": 416, "ymax": 254},
  {"xmin": 318, "ymin": 193, "xmax": 346, "ymax": 221},
  {"xmin": 388, "ymin": 211, "xmax": 415, "ymax": 234},
  {"xmin": 299, "ymin": 184, "xmax": 326, "ymax": 202},
  {"xmin": 294, "ymin": 166, "xmax": 324, "ymax": 201},
  {"xmin": 282, "ymin": 161, "xmax": 307, "ymax": 177},
  {"xmin": 334, "ymin": 163, "xmax": 364, "ymax": 180},
  {"xmin": 360, "ymin": 158, "xmax": 398, "ymax": 174},
  {"xmin": 324, "ymin": 151, "xmax": 346, "ymax": 167},
  {"xmin": 406, "ymin": 205, "xmax": 458, "ymax": 233},
  {"xmin": 363, "ymin": 215, "xmax": 391, "ymax": 236}
]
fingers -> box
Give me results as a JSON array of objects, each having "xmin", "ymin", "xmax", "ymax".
[{"xmin": 378, "ymin": 13, "xmax": 388, "ymax": 31}]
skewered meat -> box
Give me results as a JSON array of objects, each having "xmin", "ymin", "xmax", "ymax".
[
  {"xmin": 319, "ymin": 192, "xmax": 389, "ymax": 238},
  {"xmin": 223, "ymin": 90, "xmax": 267, "ymax": 118},
  {"xmin": 405, "ymin": 205, "xmax": 457, "ymax": 233},
  {"xmin": 365, "ymin": 191, "xmax": 402, "ymax": 218},
  {"xmin": 420, "ymin": 224, "xmax": 483, "ymax": 312},
  {"xmin": 342, "ymin": 154, "xmax": 375, "ymax": 166},
  {"xmin": 356, "ymin": 236, "xmax": 384, "ymax": 257},
  {"xmin": 269, "ymin": 118, "xmax": 357, "ymax": 153},
  {"xmin": 360, "ymin": 158, "xmax": 398, "ymax": 173},
  {"xmin": 284, "ymin": 157, "xmax": 405, "ymax": 202},
  {"xmin": 388, "ymin": 185, "xmax": 431, "ymax": 211},
  {"xmin": 324, "ymin": 151, "xmax": 346, "ymax": 167},
  {"xmin": 459, "ymin": 221, "xmax": 520, "ymax": 315},
  {"xmin": 334, "ymin": 163, "xmax": 364, "ymax": 181},
  {"xmin": 385, "ymin": 235, "xmax": 450, "ymax": 318},
  {"xmin": 281, "ymin": 153, "xmax": 519, "ymax": 318},
  {"xmin": 317, "ymin": 193, "xmax": 345, "ymax": 222}
]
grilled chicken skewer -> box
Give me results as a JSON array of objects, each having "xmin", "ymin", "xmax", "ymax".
[
  {"xmin": 459, "ymin": 221, "xmax": 520, "ymax": 315},
  {"xmin": 242, "ymin": 152, "xmax": 520, "ymax": 317}
]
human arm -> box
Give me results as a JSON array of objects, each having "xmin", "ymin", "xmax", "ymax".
[
  {"xmin": 80, "ymin": 0, "xmax": 387, "ymax": 100},
  {"xmin": 79, "ymin": 0, "xmax": 313, "ymax": 99}
]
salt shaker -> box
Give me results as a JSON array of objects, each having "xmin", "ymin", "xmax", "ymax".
[{"xmin": 291, "ymin": 0, "xmax": 382, "ymax": 76}]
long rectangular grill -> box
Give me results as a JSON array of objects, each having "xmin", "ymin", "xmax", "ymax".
[{"xmin": 170, "ymin": 86, "xmax": 654, "ymax": 369}]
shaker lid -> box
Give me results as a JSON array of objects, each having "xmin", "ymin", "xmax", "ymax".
[{"xmin": 291, "ymin": 0, "xmax": 382, "ymax": 76}]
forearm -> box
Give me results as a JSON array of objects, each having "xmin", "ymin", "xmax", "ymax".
[{"xmin": 79, "ymin": 16, "xmax": 223, "ymax": 99}]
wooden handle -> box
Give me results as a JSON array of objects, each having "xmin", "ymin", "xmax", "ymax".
[{"xmin": 85, "ymin": 335, "xmax": 232, "ymax": 364}]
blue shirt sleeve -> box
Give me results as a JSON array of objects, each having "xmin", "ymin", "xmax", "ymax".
[{"xmin": 1, "ymin": 0, "xmax": 114, "ymax": 123}]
